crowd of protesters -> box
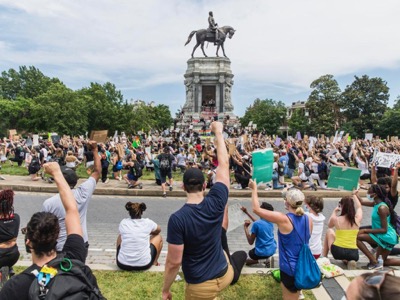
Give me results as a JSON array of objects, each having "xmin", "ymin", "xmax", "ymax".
[{"xmin": 1, "ymin": 126, "xmax": 400, "ymax": 299}]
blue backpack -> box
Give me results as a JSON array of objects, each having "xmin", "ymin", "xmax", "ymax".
[
  {"xmin": 115, "ymin": 160, "xmax": 123, "ymax": 171},
  {"xmin": 282, "ymin": 215, "xmax": 321, "ymax": 290}
]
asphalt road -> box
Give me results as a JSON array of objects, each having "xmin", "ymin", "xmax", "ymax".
[{"xmin": 14, "ymin": 192, "xmax": 397, "ymax": 266}]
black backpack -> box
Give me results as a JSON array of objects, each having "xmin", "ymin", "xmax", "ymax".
[
  {"xmin": 133, "ymin": 161, "xmax": 143, "ymax": 178},
  {"xmin": 29, "ymin": 156, "xmax": 41, "ymax": 174},
  {"xmin": 159, "ymin": 155, "xmax": 170, "ymax": 173},
  {"xmin": 304, "ymin": 164, "xmax": 311, "ymax": 177},
  {"xmin": 27, "ymin": 255, "xmax": 105, "ymax": 300}
]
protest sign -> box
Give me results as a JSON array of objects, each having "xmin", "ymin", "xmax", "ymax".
[
  {"xmin": 113, "ymin": 131, "xmax": 119, "ymax": 143},
  {"xmin": 252, "ymin": 148, "xmax": 274, "ymax": 183},
  {"xmin": 274, "ymin": 137, "xmax": 281, "ymax": 147},
  {"xmin": 391, "ymin": 136, "xmax": 398, "ymax": 142},
  {"xmin": 26, "ymin": 137, "xmax": 33, "ymax": 147},
  {"xmin": 227, "ymin": 203, "xmax": 248, "ymax": 233},
  {"xmin": 332, "ymin": 131, "xmax": 338, "ymax": 143},
  {"xmin": 296, "ymin": 132, "xmax": 302, "ymax": 140},
  {"xmin": 90, "ymin": 130, "xmax": 108, "ymax": 143},
  {"xmin": 8, "ymin": 129, "xmax": 17, "ymax": 140},
  {"xmin": 327, "ymin": 166, "xmax": 361, "ymax": 191},
  {"xmin": 337, "ymin": 131, "xmax": 344, "ymax": 142},
  {"xmin": 372, "ymin": 152, "xmax": 400, "ymax": 169},
  {"xmin": 365, "ymin": 133, "xmax": 373, "ymax": 141},
  {"xmin": 228, "ymin": 144, "xmax": 236, "ymax": 156},
  {"xmin": 33, "ymin": 135, "xmax": 39, "ymax": 146},
  {"xmin": 51, "ymin": 135, "xmax": 61, "ymax": 144}
]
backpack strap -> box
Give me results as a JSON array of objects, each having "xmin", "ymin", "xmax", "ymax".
[{"xmin": 286, "ymin": 214, "xmax": 309, "ymax": 245}]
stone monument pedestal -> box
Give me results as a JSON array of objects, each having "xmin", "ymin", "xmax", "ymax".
[{"xmin": 182, "ymin": 57, "xmax": 236, "ymax": 122}]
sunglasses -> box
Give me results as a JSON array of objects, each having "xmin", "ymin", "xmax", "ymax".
[{"xmin": 343, "ymin": 270, "xmax": 395, "ymax": 300}]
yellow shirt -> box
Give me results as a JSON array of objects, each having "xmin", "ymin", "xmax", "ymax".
[{"xmin": 333, "ymin": 229, "xmax": 359, "ymax": 249}]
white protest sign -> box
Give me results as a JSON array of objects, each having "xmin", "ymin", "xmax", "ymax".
[
  {"xmin": 365, "ymin": 133, "xmax": 373, "ymax": 141},
  {"xmin": 338, "ymin": 131, "xmax": 344, "ymax": 142},
  {"xmin": 332, "ymin": 131, "xmax": 339, "ymax": 144},
  {"xmin": 227, "ymin": 203, "xmax": 248, "ymax": 232},
  {"xmin": 33, "ymin": 135, "xmax": 39, "ymax": 146},
  {"xmin": 372, "ymin": 152, "xmax": 400, "ymax": 169}
]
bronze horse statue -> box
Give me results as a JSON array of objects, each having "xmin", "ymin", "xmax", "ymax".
[{"xmin": 184, "ymin": 26, "xmax": 236, "ymax": 58}]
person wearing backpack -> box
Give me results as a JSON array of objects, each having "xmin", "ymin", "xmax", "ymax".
[
  {"xmin": 0, "ymin": 162, "xmax": 105, "ymax": 299},
  {"xmin": 123, "ymin": 154, "xmax": 143, "ymax": 189},
  {"xmin": 157, "ymin": 147, "xmax": 175, "ymax": 198},
  {"xmin": 250, "ymin": 184, "xmax": 315, "ymax": 300},
  {"xmin": 28, "ymin": 148, "xmax": 41, "ymax": 181},
  {"xmin": 112, "ymin": 151, "xmax": 123, "ymax": 181}
]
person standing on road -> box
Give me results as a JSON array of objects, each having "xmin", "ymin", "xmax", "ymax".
[
  {"xmin": 162, "ymin": 122, "xmax": 233, "ymax": 300},
  {"xmin": 41, "ymin": 140, "xmax": 101, "ymax": 258}
]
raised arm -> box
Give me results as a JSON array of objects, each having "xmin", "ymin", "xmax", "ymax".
[
  {"xmin": 391, "ymin": 162, "xmax": 399, "ymax": 197},
  {"xmin": 352, "ymin": 190, "xmax": 363, "ymax": 224},
  {"xmin": 370, "ymin": 162, "xmax": 377, "ymax": 184},
  {"xmin": 211, "ymin": 122, "xmax": 230, "ymax": 188},
  {"xmin": 88, "ymin": 140, "xmax": 101, "ymax": 183},
  {"xmin": 43, "ymin": 162, "xmax": 82, "ymax": 237}
]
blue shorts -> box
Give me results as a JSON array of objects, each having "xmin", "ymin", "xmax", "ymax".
[{"xmin": 127, "ymin": 173, "xmax": 138, "ymax": 182}]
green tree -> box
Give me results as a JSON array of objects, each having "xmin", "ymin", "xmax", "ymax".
[
  {"xmin": 240, "ymin": 99, "xmax": 287, "ymax": 135},
  {"xmin": 287, "ymin": 109, "xmax": 311, "ymax": 136},
  {"xmin": 306, "ymin": 74, "xmax": 341, "ymax": 135},
  {"xmin": 376, "ymin": 108, "xmax": 400, "ymax": 138},
  {"xmin": 0, "ymin": 66, "xmax": 60, "ymax": 100},
  {"xmin": 340, "ymin": 75, "xmax": 389, "ymax": 137},
  {"xmin": 152, "ymin": 104, "xmax": 173, "ymax": 131},
  {"xmin": 0, "ymin": 97, "xmax": 33, "ymax": 134},
  {"xmin": 78, "ymin": 82, "xmax": 125, "ymax": 133},
  {"xmin": 29, "ymin": 83, "xmax": 89, "ymax": 134}
]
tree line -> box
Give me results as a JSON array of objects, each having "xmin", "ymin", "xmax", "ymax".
[
  {"xmin": 0, "ymin": 66, "xmax": 173, "ymax": 137},
  {"xmin": 241, "ymin": 74, "xmax": 399, "ymax": 138}
]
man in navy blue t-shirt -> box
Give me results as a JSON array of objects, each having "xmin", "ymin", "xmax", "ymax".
[{"xmin": 162, "ymin": 122, "xmax": 233, "ymax": 300}]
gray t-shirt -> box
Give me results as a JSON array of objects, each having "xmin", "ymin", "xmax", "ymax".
[{"xmin": 41, "ymin": 177, "xmax": 97, "ymax": 251}]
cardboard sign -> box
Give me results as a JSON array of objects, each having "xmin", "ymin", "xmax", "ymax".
[
  {"xmin": 252, "ymin": 148, "xmax": 274, "ymax": 183},
  {"xmin": 8, "ymin": 129, "xmax": 17, "ymax": 140},
  {"xmin": 229, "ymin": 144, "xmax": 236, "ymax": 156},
  {"xmin": 327, "ymin": 166, "xmax": 361, "ymax": 191},
  {"xmin": 51, "ymin": 135, "xmax": 61, "ymax": 144},
  {"xmin": 90, "ymin": 130, "xmax": 108, "ymax": 143},
  {"xmin": 372, "ymin": 152, "xmax": 400, "ymax": 169}
]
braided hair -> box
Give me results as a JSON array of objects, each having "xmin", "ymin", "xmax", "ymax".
[
  {"xmin": 0, "ymin": 189, "xmax": 15, "ymax": 219},
  {"xmin": 125, "ymin": 202, "xmax": 146, "ymax": 219},
  {"xmin": 369, "ymin": 184, "xmax": 397, "ymax": 229}
]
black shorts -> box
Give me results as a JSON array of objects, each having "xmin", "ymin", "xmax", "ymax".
[
  {"xmin": 160, "ymin": 171, "xmax": 172, "ymax": 183},
  {"xmin": 280, "ymin": 270, "xmax": 299, "ymax": 293},
  {"xmin": 331, "ymin": 244, "xmax": 359, "ymax": 261},
  {"xmin": 116, "ymin": 244, "xmax": 157, "ymax": 271},
  {"xmin": 248, "ymin": 248, "xmax": 271, "ymax": 260},
  {"xmin": 0, "ymin": 244, "xmax": 20, "ymax": 268}
]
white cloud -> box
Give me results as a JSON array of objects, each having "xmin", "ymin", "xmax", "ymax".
[{"xmin": 0, "ymin": 0, "xmax": 400, "ymax": 115}]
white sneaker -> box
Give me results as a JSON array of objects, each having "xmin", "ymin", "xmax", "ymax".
[
  {"xmin": 104, "ymin": 178, "xmax": 109, "ymax": 184},
  {"xmin": 234, "ymin": 185, "xmax": 242, "ymax": 190},
  {"xmin": 265, "ymin": 187, "xmax": 272, "ymax": 191},
  {"xmin": 298, "ymin": 291, "xmax": 305, "ymax": 300},
  {"xmin": 0, "ymin": 176, "xmax": 5, "ymax": 180}
]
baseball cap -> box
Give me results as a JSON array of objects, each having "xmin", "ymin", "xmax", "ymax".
[
  {"xmin": 183, "ymin": 168, "xmax": 205, "ymax": 185},
  {"xmin": 61, "ymin": 166, "xmax": 78, "ymax": 187}
]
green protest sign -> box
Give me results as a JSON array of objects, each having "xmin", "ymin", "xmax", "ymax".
[
  {"xmin": 252, "ymin": 149, "xmax": 274, "ymax": 184},
  {"xmin": 327, "ymin": 166, "xmax": 361, "ymax": 191}
]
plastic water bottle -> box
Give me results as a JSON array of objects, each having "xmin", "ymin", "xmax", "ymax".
[{"xmin": 377, "ymin": 255, "xmax": 383, "ymax": 266}]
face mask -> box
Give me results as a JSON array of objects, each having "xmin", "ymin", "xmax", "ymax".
[
  {"xmin": 366, "ymin": 194, "xmax": 374, "ymax": 201},
  {"xmin": 303, "ymin": 205, "xmax": 310, "ymax": 213}
]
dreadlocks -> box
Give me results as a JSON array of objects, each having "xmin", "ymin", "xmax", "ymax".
[{"xmin": 0, "ymin": 189, "xmax": 15, "ymax": 219}]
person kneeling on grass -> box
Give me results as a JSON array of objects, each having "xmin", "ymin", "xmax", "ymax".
[
  {"xmin": 116, "ymin": 202, "xmax": 163, "ymax": 270},
  {"xmin": 241, "ymin": 204, "xmax": 277, "ymax": 266},
  {"xmin": 123, "ymin": 154, "xmax": 143, "ymax": 189}
]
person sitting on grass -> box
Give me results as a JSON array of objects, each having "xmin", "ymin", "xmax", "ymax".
[
  {"xmin": 241, "ymin": 203, "xmax": 277, "ymax": 266},
  {"xmin": 116, "ymin": 202, "xmax": 163, "ymax": 270}
]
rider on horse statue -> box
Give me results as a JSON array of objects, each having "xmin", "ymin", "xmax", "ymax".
[{"xmin": 208, "ymin": 11, "xmax": 222, "ymax": 45}]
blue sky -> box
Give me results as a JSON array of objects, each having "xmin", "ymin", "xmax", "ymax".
[{"xmin": 0, "ymin": 0, "xmax": 399, "ymax": 117}]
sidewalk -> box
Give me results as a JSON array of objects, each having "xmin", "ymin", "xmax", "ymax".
[{"xmin": 0, "ymin": 175, "xmax": 367, "ymax": 198}]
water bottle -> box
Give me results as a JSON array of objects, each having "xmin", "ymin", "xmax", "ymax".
[{"xmin": 377, "ymin": 255, "xmax": 383, "ymax": 266}]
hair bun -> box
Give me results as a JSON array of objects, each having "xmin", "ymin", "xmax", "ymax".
[
  {"xmin": 140, "ymin": 203, "xmax": 147, "ymax": 212},
  {"xmin": 125, "ymin": 202, "xmax": 132, "ymax": 211}
]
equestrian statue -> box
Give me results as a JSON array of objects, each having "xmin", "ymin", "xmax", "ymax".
[{"xmin": 184, "ymin": 11, "xmax": 236, "ymax": 58}]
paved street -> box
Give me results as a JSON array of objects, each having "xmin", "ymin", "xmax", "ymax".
[{"xmin": 14, "ymin": 192, "xmax": 399, "ymax": 268}]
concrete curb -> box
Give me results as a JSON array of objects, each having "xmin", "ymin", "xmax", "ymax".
[{"xmin": 0, "ymin": 176, "xmax": 366, "ymax": 198}]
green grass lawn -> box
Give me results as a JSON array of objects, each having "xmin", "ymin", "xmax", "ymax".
[
  {"xmin": 13, "ymin": 267, "xmax": 316, "ymax": 299},
  {"xmin": 0, "ymin": 159, "xmax": 184, "ymax": 182}
]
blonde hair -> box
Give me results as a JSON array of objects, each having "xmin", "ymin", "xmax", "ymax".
[{"xmin": 286, "ymin": 189, "xmax": 305, "ymax": 216}]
